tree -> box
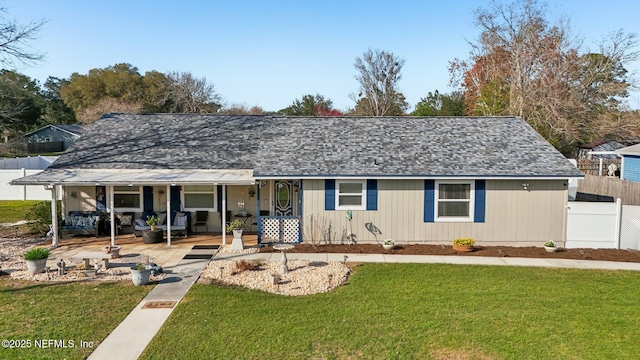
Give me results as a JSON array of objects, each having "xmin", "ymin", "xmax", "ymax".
[
  {"xmin": 164, "ymin": 71, "xmax": 221, "ymax": 113},
  {"xmin": 39, "ymin": 77, "xmax": 76, "ymax": 124},
  {"xmin": 0, "ymin": 70, "xmax": 43, "ymax": 136},
  {"xmin": 218, "ymin": 103, "xmax": 266, "ymax": 115},
  {"xmin": 278, "ymin": 94, "xmax": 340, "ymax": 116},
  {"xmin": 413, "ymin": 90, "xmax": 466, "ymax": 116},
  {"xmin": 60, "ymin": 63, "xmax": 145, "ymax": 117},
  {"xmin": 351, "ymin": 49, "xmax": 408, "ymax": 116},
  {"xmin": 450, "ymin": 0, "xmax": 640, "ymax": 154},
  {"xmin": 0, "ymin": 6, "xmax": 46, "ymax": 68}
]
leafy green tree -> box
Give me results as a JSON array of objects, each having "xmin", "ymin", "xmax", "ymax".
[
  {"xmin": 413, "ymin": 90, "xmax": 466, "ymax": 116},
  {"xmin": 0, "ymin": 70, "xmax": 44, "ymax": 136},
  {"xmin": 278, "ymin": 94, "xmax": 336, "ymax": 116},
  {"xmin": 40, "ymin": 77, "xmax": 76, "ymax": 124}
]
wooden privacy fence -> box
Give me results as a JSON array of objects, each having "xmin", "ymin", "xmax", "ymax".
[
  {"xmin": 577, "ymin": 174, "xmax": 640, "ymax": 205},
  {"xmin": 577, "ymin": 158, "xmax": 620, "ymax": 176}
]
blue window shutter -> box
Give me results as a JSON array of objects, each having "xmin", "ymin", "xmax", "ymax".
[
  {"xmin": 424, "ymin": 180, "xmax": 435, "ymax": 222},
  {"xmin": 143, "ymin": 186, "xmax": 153, "ymax": 212},
  {"xmin": 366, "ymin": 179, "xmax": 378, "ymax": 210},
  {"xmin": 217, "ymin": 185, "xmax": 223, "ymax": 212},
  {"xmin": 170, "ymin": 186, "xmax": 181, "ymax": 211},
  {"xmin": 325, "ymin": 179, "xmax": 335, "ymax": 211},
  {"xmin": 474, "ymin": 180, "xmax": 486, "ymax": 223}
]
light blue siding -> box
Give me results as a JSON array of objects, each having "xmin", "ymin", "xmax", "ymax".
[{"xmin": 623, "ymin": 156, "xmax": 640, "ymax": 182}]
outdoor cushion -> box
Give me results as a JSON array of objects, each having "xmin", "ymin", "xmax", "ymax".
[
  {"xmin": 135, "ymin": 218, "xmax": 146, "ymax": 227},
  {"xmin": 175, "ymin": 215, "xmax": 187, "ymax": 228}
]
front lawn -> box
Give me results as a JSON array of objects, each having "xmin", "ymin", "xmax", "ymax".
[
  {"xmin": 0, "ymin": 200, "xmax": 41, "ymax": 224},
  {"xmin": 0, "ymin": 280, "xmax": 149, "ymax": 360},
  {"xmin": 142, "ymin": 263, "xmax": 640, "ymax": 359}
]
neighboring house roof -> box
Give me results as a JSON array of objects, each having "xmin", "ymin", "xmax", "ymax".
[
  {"xmin": 23, "ymin": 124, "xmax": 84, "ymax": 138},
  {"xmin": 13, "ymin": 114, "xmax": 583, "ymax": 185},
  {"xmin": 616, "ymin": 143, "xmax": 640, "ymax": 156}
]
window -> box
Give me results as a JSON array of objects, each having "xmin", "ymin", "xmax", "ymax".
[
  {"xmin": 113, "ymin": 186, "xmax": 142, "ymax": 211},
  {"xmin": 336, "ymin": 180, "xmax": 366, "ymax": 210},
  {"xmin": 183, "ymin": 185, "xmax": 216, "ymax": 211},
  {"xmin": 435, "ymin": 181, "xmax": 474, "ymax": 221}
]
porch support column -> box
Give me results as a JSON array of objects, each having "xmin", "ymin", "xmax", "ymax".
[
  {"xmin": 49, "ymin": 185, "xmax": 58, "ymax": 248},
  {"xmin": 222, "ymin": 184, "xmax": 227, "ymax": 245},
  {"xmin": 256, "ymin": 183, "xmax": 261, "ymax": 244},
  {"xmin": 109, "ymin": 185, "xmax": 115, "ymax": 247},
  {"xmin": 166, "ymin": 184, "xmax": 172, "ymax": 246}
]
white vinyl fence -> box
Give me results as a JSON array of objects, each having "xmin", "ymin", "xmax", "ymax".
[
  {"xmin": 566, "ymin": 199, "xmax": 640, "ymax": 250},
  {"xmin": 0, "ymin": 169, "xmax": 56, "ymax": 201},
  {"xmin": 0, "ymin": 156, "xmax": 59, "ymax": 201}
]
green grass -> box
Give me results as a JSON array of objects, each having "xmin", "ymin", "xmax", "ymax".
[
  {"xmin": 141, "ymin": 264, "xmax": 640, "ymax": 359},
  {"xmin": 0, "ymin": 280, "xmax": 150, "ymax": 360},
  {"xmin": 0, "ymin": 200, "xmax": 41, "ymax": 224}
]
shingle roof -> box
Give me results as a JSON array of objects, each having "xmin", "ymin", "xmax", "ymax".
[
  {"xmin": 24, "ymin": 124, "xmax": 84, "ymax": 137},
  {"xmin": 46, "ymin": 113, "xmax": 582, "ymax": 179}
]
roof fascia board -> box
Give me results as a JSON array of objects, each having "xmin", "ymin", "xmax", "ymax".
[{"xmin": 254, "ymin": 175, "xmax": 583, "ymax": 180}]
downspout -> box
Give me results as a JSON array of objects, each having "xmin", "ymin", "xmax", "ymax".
[
  {"xmin": 222, "ymin": 184, "xmax": 226, "ymax": 245},
  {"xmin": 166, "ymin": 184, "xmax": 171, "ymax": 246},
  {"xmin": 256, "ymin": 183, "xmax": 261, "ymax": 244},
  {"xmin": 109, "ymin": 185, "xmax": 115, "ymax": 247},
  {"xmin": 48, "ymin": 184, "xmax": 58, "ymax": 248}
]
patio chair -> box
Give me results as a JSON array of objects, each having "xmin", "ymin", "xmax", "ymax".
[{"xmin": 193, "ymin": 211, "xmax": 209, "ymax": 232}]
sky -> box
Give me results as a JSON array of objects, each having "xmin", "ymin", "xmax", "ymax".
[{"xmin": 4, "ymin": 0, "xmax": 640, "ymax": 112}]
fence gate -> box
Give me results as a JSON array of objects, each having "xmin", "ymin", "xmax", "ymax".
[{"xmin": 620, "ymin": 205, "xmax": 640, "ymax": 250}]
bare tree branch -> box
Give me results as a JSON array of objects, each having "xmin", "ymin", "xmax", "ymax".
[{"xmin": 0, "ymin": 7, "xmax": 46, "ymax": 68}]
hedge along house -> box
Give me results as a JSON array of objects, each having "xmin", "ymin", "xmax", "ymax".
[{"xmin": 12, "ymin": 114, "xmax": 583, "ymax": 248}]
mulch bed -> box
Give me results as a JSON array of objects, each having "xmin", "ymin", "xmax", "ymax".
[{"xmin": 260, "ymin": 244, "xmax": 640, "ymax": 263}]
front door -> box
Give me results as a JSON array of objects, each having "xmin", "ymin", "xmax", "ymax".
[{"xmin": 275, "ymin": 180, "xmax": 294, "ymax": 216}]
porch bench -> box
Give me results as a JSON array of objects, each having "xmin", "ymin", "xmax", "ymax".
[
  {"xmin": 72, "ymin": 251, "xmax": 111, "ymax": 269},
  {"xmin": 61, "ymin": 211, "xmax": 104, "ymax": 238}
]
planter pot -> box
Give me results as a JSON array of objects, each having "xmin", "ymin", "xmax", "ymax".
[
  {"xmin": 142, "ymin": 230, "xmax": 163, "ymax": 244},
  {"xmin": 130, "ymin": 267, "xmax": 152, "ymax": 286},
  {"xmin": 382, "ymin": 244, "xmax": 395, "ymax": 250},
  {"xmin": 25, "ymin": 258, "xmax": 47, "ymax": 274},
  {"xmin": 544, "ymin": 246, "xmax": 559, "ymax": 253},
  {"xmin": 453, "ymin": 244, "xmax": 474, "ymax": 252},
  {"xmin": 231, "ymin": 229, "xmax": 244, "ymax": 250},
  {"xmin": 103, "ymin": 245, "xmax": 122, "ymax": 258}
]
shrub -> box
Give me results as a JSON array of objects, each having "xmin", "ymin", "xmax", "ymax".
[
  {"xmin": 24, "ymin": 247, "xmax": 50, "ymax": 260},
  {"xmin": 25, "ymin": 201, "xmax": 61, "ymax": 235},
  {"xmin": 453, "ymin": 238, "xmax": 475, "ymax": 246},
  {"xmin": 232, "ymin": 260, "xmax": 262, "ymax": 274}
]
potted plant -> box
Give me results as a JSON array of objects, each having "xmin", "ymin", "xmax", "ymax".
[
  {"xmin": 226, "ymin": 219, "xmax": 244, "ymax": 237},
  {"xmin": 452, "ymin": 238, "xmax": 475, "ymax": 252},
  {"xmin": 146, "ymin": 215, "xmax": 160, "ymax": 231},
  {"xmin": 130, "ymin": 263, "xmax": 152, "ymax": 286},
  {"xmin": 544, "ymin": 240, "xmax": 559, "ymax": 253},
  {"xmin": 382, "ymin": 239, "xmax": 395, "ymax": 250},
  {"xmin": 24, "ymin": 247, "xmax": 50, "ymax": 274}
]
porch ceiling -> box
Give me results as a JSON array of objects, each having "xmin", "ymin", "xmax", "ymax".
[{"xmin": 11, "ymin": 168, "xmax": 255, "ymax": 186}]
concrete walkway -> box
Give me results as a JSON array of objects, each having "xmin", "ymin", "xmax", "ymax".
[
  {"xmin": 87, "ymin": 246, "xmax": 219, "ymax": 360},
  {"xmin": 88, "ymin": 250, "xmax": 640, "ymax": 359}
]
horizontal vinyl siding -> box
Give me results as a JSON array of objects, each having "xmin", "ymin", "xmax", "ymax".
[
  {"xmin": 623, "ymin": 156, "xmax": 640, "ymax": 182},
  {"xmin": 302, "ymin": 179, "xmax": 567, "ymax": 246}
]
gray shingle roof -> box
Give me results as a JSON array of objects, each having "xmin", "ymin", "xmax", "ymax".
[{"xmin": 47, "ymin": 113, "xmax": 582, "ymax": 178}]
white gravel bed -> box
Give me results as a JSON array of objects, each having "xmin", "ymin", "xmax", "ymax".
[
  {"xmin": 1, "ymin": 237, "xmax": 165, "ymax": 282},
  {"xmin": 199, "ymin": 259, "xmax": 350, "ymax": 296},
  {"xmin": 217, "ymin": 244, "xmax": 260, "ymax": 254}
]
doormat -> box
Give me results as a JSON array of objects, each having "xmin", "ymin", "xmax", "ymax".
[
  {"xmin": 192, "ymin": 245, "xmax": 220, "ymax": 250},
  {"xmin": 183, "ymin": 254, "xmax": 213, "ymax": 260},
  {"xmin": 142, "ymin": 301, "xmax": 177, "ymax": 309}
]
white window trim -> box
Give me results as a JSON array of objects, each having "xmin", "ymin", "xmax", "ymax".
[
  {"xmin": 335, "ymin": 180, "xmax": 367, "ymax": 211},
  {"xmin": 182, "ymin": 185, "xmax": 218, "ymax": 212},
  {"xmin": 113, "ymin": 185, "xmax": 143, "ymax": 212},
  {"xmin": 435, "ymin": 180, "xmax": 475, "ymax": 222}
]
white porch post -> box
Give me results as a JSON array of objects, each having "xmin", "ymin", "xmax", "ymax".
[
  {"xmin": 222, "ymin": 184, "xmax": 226, "ymax": 245},
  {"xmin": 109, "ymin": 185, "xmax": 115, "ymax": 247},
  {"xmin": 166, "ymin": 184, "xmax": 171, "ymax": 246},
  {"xmin": 50, "ymin": 185, "xmax": 58, "ymax": 248}
]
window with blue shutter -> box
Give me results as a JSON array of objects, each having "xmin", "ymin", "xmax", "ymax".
[
  {"xmin": 325, "ymin": 179, "xmax": 335, "ymax": 210},
  {"xmin": 424, "ymin": 180, "xmax": 435, "ymax": 222},
  {"xmin": 366, "ymin": 179, "xmax": 377, "ymax": 211},
  {"xmin": 474, "ymin": 180, "xmax": 486, "ymax": 223}
]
